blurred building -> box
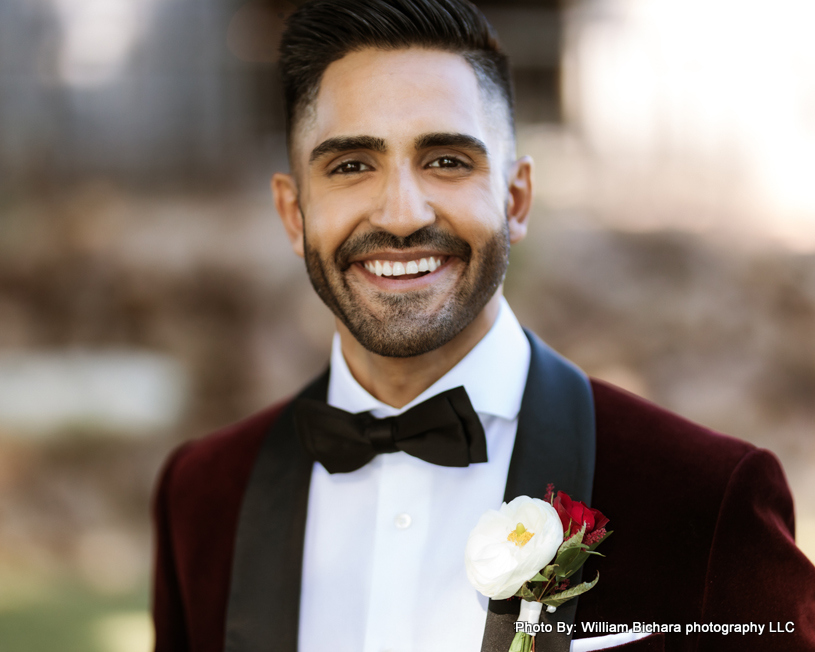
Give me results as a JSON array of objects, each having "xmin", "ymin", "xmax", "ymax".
[
  {"xmin": 0, "ymin": 0, "xmax": 562, "ymax": 189},
  {"xmin": 1, "ymin": 0, "xmax": 262, "ymax": 188}
]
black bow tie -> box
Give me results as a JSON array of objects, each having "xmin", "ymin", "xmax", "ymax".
[{"xmin": 293, "ymin": 386, "xmax": 488, "ymax": 474}]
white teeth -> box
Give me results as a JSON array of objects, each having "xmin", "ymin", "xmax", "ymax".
[{"xmin": 362, "ymin": 256, "xmax": 445, "ymax": 277}]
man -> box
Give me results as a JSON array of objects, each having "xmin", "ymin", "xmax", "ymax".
[{"xmin": 152, "ymin": 1, "xmax": 815, "ymax": 651}]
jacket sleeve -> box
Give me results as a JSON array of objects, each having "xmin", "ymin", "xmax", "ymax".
[
  {"xmin": 151, "ymin": 444, "xmax": 192, "ymax": 652},
  {"xmin": 698, "ymin": 448, "xmax": 815, "ymax": 651}
]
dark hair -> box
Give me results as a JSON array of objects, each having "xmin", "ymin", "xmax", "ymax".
[{"xmin": 278, "ymin": 0, "xmax": 514, "ymax": 149}]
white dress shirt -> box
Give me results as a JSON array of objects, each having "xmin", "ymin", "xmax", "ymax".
[{"xmin": 298, "ymin": 298, "xmax": 649, "ymax": 652}]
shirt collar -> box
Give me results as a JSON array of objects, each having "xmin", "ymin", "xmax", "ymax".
[{"xmin": 327, "ymin": 296, "xmax": 531, "ymax": 420}]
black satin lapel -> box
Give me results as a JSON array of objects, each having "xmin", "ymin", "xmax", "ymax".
[
  {"xmin": 482, "ymin": 330, "xmax": 596, "ymax": 652},
  {"xmin": 507, "ymin": 329, "xmax": 595, "ymax": 503},
  {"xmin": 224, "ymin": 370, "xmax": 328, "ymax": 652}
]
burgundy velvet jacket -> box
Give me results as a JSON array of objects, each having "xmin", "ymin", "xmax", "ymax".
[{"xmin": 152, "ymin": 379, "xmax": 815, "ymax": 652}]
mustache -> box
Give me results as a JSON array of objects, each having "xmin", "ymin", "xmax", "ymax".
[{"xmin": 335, "ymin": 226, "xmax": 472, "ymax": 270}]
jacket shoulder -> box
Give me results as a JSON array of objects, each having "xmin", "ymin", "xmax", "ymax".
[
  {"xmin": 590, "ymin": 377, "xmax": 755, "ymax": 478},
  {"xmin": 165, "ymin": 399, "xmax": 289, "ymax": 499},
  {"xmin": 583, "ymin": 379, "xmax": 774, "ymax": 620},
  {"xmin": 151, "ymin": 399, "xmax": 291, "ymax": 652},
  {"xmin": 155, "ymin": 397, "xmax": 292, "ymax": 560}
]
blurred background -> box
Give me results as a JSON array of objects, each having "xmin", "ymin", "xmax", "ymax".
[{"xmin": 1, "ymin": 0, "xmax": 814, "ymax": 649}]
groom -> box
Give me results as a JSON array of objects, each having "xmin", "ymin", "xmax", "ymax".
[{"xmin": 151, "ymin": 1, "xmax": 815, "ymax": 651}]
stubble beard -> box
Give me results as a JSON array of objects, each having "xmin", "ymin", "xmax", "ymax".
[{"xmin": 303, "ymin": 222, "xmax": 510, "ymax": 358}]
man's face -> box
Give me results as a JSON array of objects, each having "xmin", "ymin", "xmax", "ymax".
[{"xmin": 276, "ymin": 48, "xmax": 530, "ymax": 358}]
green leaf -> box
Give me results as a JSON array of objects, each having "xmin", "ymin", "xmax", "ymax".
[
  {"xmin": 541, "ymin": 572, "xmax": 600, "ymax": 608},
  {"xmin": 553, "ymin": 547, "xmax": 582, "ymax": 576},
  {"xmin": 529, "ymin": 572, "xmax": 546, "ymax": 582},
  {"xmin": 559, "ymin": 524, "xmax": 587, "ymax": 552},
  {"xmin": 555, "ymin": 545, "xmax": 582, "ymax": 565},
  {"xmin": 540, "ymin": 564, "xmax": 557, "ymax": 580},
  {"xmin": 563, "ymin": 559, "xmax": 591, "ymax": 579},
  {"xmin": 514, "ymin": 583, "xmax": 536, "ymax": 601},
  {"xmin": 554, "ymin": 524, "xmax": 608, "ymax": 578}
]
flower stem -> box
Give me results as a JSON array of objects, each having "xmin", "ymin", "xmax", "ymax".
[{"xmin": 508, "ymin": 632, "xmax": 533, "ymax": 652}]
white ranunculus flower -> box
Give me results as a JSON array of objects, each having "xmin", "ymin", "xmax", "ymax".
[{"xmin": 464, "ymin": 495, "xmax": 563, "ymax": 600}]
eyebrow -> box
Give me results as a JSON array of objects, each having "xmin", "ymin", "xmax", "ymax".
[
  {"xmin": 309, "ymin": 136, "xmax": 387, "ymax": 164},
  {"xmin": 414, "ymin": 132, "xmax": 488, "ymax": 158}
]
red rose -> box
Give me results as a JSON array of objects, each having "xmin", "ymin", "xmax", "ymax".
[{"xmin": 553, "ymin": 491, "xmax": 609, "ymax": 539}]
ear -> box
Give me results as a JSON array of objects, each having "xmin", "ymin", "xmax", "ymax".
[
  {"xmin": 505, "ymin": 155, "xmax": 533, "ymax": 245},
  {"xmin": 272, "ymin": 173, "xmax": 304, "ymax": 258}
]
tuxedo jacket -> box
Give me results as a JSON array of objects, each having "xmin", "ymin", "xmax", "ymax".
[{"xmin": 152, "ymin": 333, "xmax": 815, "ymax": 652}]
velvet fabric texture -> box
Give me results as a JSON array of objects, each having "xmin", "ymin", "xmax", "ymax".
[{"xmin": 152, "ymin": 379, "xmax": 815, "ymax": 651}]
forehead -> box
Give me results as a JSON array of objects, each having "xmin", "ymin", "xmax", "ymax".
[{"xmin": 294, "ymin": 48, "xmax": 492, "ymax": 162}]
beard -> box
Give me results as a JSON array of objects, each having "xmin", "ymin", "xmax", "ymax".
[{"xmin": 303, "ymin": 220, "xmax": 510, "ymax": 358}]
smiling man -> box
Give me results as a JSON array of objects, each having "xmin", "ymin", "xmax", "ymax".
[{"xmin": 151, "ymin": 2, "xmax": 815, "ymax": 652}]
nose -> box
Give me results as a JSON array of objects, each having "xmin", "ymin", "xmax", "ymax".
[{"xmin": 368, "ymin": 165, "xmax": 435, "ymax": 237}]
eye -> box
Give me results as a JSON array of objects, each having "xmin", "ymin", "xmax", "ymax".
[
  {"xmin": 427, "ymin": 156, "xmax": 471, "ymax": 170},
  {"xmin": 329, "ymin": 160, "xmax": 372, "ymax": 175}
]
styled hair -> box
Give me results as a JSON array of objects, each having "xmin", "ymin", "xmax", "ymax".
[{"xmin": 278, "ymin": 0, "xmax": 514, "ymax": 150}]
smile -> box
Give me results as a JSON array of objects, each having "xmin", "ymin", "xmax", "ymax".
[{"xmin": 362, "ymin": 256, "xmax": 447, "ymax": 277}]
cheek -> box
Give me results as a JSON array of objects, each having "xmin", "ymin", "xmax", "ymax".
[
  {"xmin": 304, "ymin": 193, "xmax": 367, "ymax": 250},
  {"xmin": 437, "ymin": 185, "xmax": 505, "ymax": 237}
]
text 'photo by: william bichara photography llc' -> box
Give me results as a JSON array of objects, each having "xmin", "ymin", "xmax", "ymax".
[{"xmin": 578, "ymin": 621, "xmax": 798, "ymax": 636}]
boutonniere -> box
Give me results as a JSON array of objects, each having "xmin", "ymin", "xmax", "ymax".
[{"xmin": 465, "ymin": 484, "xmax": 611, "ymax": 652}]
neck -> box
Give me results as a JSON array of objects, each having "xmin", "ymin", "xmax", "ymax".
[{"xmin": 338, "ymin": 292, "xmax": 503, "ymax": 409}]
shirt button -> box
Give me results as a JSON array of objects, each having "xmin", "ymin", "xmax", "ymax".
[{"xmin": 394, "ymin": 513, "xmax": 412, "ymax": 529}]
